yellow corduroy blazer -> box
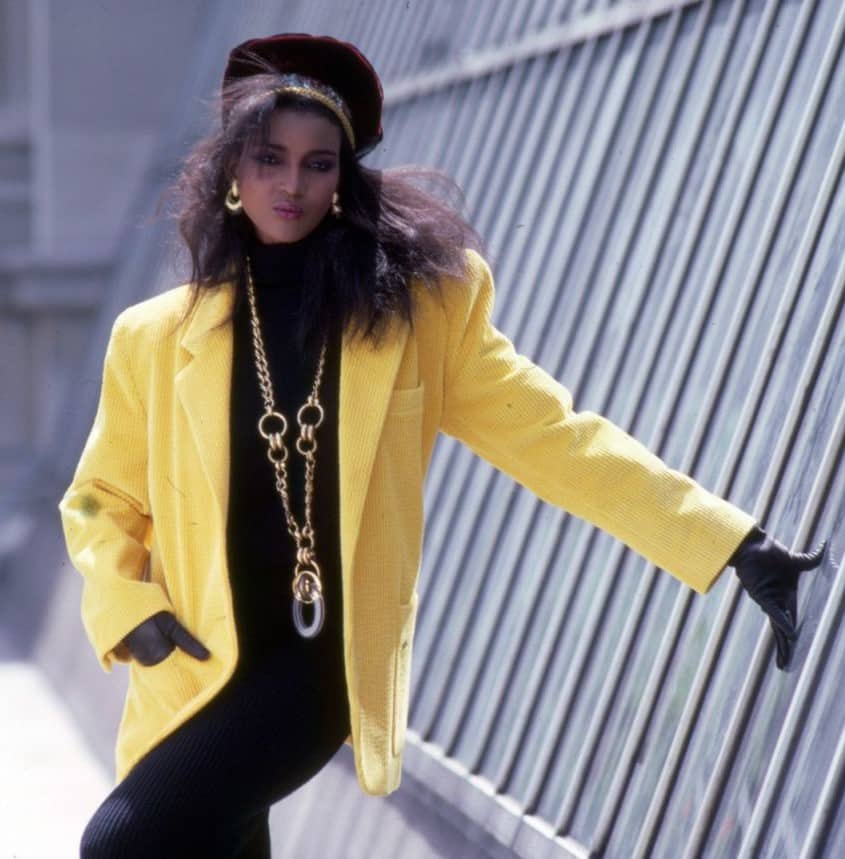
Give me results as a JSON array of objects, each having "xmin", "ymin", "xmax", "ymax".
[{"xmin": 58, "ymin": 249, "xmax": 755, "ymax": 796}]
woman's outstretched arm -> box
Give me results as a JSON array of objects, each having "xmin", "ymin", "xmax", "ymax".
[
  {"xmin": 439, "ymin": 250, "xmax": 824, "ymax": 667},
  {"xmin": 439, "ymin": 249, "xmax": 755, "ymax": 591}
]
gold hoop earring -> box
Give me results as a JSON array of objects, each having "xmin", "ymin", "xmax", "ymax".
[
  {"xmin": 225, "ymin": 179, "xmax": 243, "ymax": 214},
  {"xmin": 331, "ymin": 191, "xmax": 342, "ymax": 218}
]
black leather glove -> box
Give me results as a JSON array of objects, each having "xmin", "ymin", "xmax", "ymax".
[
  {"xmin": 122, "ymin": 610, "xmax": 211, "ymax": 666},
  {"xmin": 731, "ymin": 526, "xmax": 826, "ymax": 670}
]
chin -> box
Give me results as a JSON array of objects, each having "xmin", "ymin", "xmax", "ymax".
[
  {"xmin": 258, "ymin": 224, "xmax": 318, "ymax": 244},
  {"xmin": 258, "ymin": 230, "xmax": 311, "ymax": 245}
]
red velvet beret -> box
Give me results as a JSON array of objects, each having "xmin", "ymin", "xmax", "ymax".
[{"xmin": 223, "ymin": 33, "xmax": 383, "ymax": 156}]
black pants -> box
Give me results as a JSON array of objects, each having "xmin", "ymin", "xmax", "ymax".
[{"xmin": 80, "ymin": 643, "xmax": 351, "ymax": 858}]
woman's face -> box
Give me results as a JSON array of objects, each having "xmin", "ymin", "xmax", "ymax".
[{"xmin": 235, "ymin": 108, "xmax": 342, "ymax": 244}]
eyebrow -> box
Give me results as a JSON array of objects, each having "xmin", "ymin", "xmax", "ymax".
[{"xmin": 260, "ymin": 142, "xmax": 339, "ymax": 157}]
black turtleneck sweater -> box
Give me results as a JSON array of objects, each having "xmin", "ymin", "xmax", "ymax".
[{"xmin": 225, "ymin": 232, "xmax": 347, "ymax": 715}]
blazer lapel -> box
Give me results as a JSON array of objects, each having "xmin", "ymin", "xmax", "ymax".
[
  {"xmin": 339, "ymin": 323, "xmax": 409, "ymax": 583},
  {"xmin": 175, "ymin": 284, "xmax": 235, "ymax": 524},
  {"xmin": 174, "ymin": 280, "xmax": 409, "ymax": 594}
]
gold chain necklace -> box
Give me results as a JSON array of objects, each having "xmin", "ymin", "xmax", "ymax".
[{"xmin": 245, "ymin": 257, "xmax": 327, "ymax": 639}]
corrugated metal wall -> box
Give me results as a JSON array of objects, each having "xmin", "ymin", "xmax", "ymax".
[
  {"xmin": 365, "ymin": 0, "xmax": 845, "ymax": 855},
  {"xmin": 35, "ymin": 1, "xmax": 845, "ymax": 856}
]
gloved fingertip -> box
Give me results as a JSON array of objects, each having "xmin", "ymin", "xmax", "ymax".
[
  {"xmin": 770, "ymin": 609, "xmax": 796, "ymax": 637},
  {"xmin": 184, "ymin": 643, "xmax": 211, "ymax": 660},
  {"xmin": 772, "ymin": 621, "xmax": 797, "ymax": 661},
  {"xmin": 775, "ymin": 635, "xmax": 790, "ymax": 670},
  {"xmin": 799, "ymin": 541, "xmax": 827, "ymax": 569}
]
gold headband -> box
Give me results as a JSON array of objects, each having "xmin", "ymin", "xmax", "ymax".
[{"xmin": 274, "ymin": 74, "xmax": 355, "ymax": 149}]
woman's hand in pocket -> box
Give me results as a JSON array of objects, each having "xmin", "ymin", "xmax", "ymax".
[{"xmin": 122, "ymin": 611, "xmax": 211, "ymax": 666}]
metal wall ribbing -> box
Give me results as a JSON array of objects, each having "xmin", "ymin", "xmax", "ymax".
[
  {"xmin": 354, "ymin": 0, "xmax": 843, "ymax": 855},
  {"xmin": 33, "ymin": 1, "xmax": 845, "ymax": 856}
]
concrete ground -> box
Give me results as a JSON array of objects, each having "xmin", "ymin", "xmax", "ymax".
[{"xmin": 0, "ymin": 642, "xmax": 111, "ymax": 859}]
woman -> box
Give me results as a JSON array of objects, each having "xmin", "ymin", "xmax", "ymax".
[{"xmin": 59, "ymin": 33, "xmax": 824, "ymax": 858}]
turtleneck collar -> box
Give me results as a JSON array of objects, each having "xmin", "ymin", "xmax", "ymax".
[{"xmin": 247, "ymin": 231, "xmax": 313, "ymax": 290}]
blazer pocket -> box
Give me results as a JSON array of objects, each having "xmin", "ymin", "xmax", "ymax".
[
  {"xmin": 392, "ymin": 591, "xmax": 419, "ymax": 758},
  {"xmin": 130, "ymin": 648, "xmax": 199, "ymax": 718}
]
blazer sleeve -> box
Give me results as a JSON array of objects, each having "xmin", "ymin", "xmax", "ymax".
[
  {"xmin": 58, "ymin": 312, "xmax": 174, "ymax": 671},
  {"xmin": 439, "ymin": 249, "xmax": 756, "ymax": 594}
]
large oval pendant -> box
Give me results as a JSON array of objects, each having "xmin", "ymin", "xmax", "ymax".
[{"xmin": 293, "ymin": 594, "xmax": 325, "ymax": 638}]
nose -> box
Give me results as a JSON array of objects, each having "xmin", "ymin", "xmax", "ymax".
[{"xmin": 279, "ymin": 165, "xmax": 304, "ymax": 198}]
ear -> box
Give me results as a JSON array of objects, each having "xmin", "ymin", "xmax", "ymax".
[{"xmin": 225, "ymin": 146, "xmax": 248, "ymax": 184}]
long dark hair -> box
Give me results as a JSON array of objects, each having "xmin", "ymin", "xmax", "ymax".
[{"xmin": 167, "ymin": 72, "xmax": 483, "ymax": 348}]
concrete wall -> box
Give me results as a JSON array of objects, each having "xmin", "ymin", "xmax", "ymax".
[{"xmin": 0, "ymin": 0, "xmax": 206, "ymax": 506}]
